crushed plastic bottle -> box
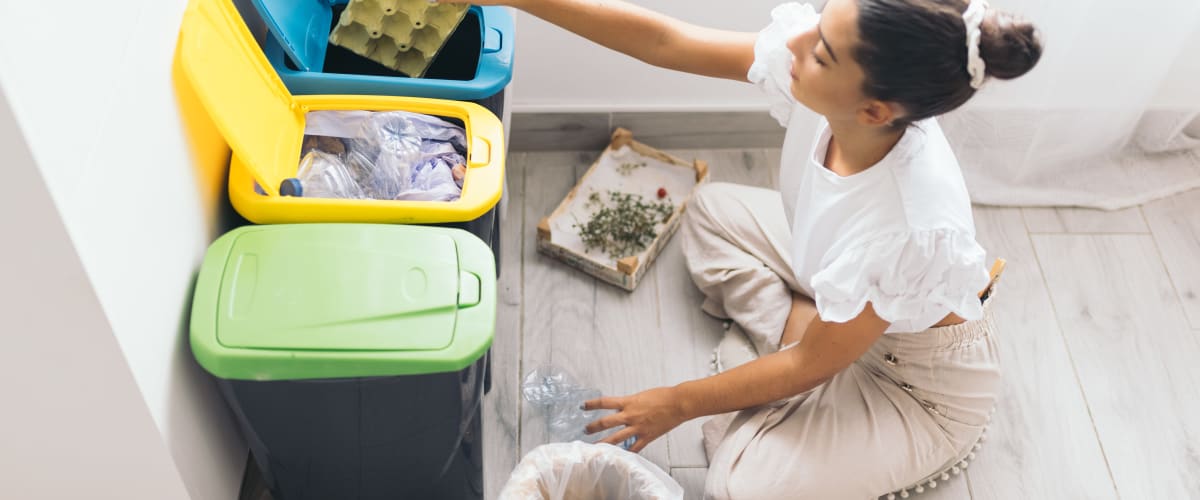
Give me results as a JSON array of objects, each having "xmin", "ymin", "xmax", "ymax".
[
  {"xmin": 348, "ymin": 112, "xmax": 423, "ymax": 198},
  {"xmin": 522, "ymin": 366, "xmax": 637, "ymax": 450}
]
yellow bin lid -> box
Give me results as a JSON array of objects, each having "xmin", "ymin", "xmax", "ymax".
[
  {"xmin": 178, "ymin": 0, "xmax": 303, "ymax": 196},
  {"xmin": 177, "ymin": 0, "xmax": 504, "ymax": 219}
]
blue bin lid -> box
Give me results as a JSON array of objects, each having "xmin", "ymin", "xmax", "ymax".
[{"xmin": 251, "ymin": 0, "xmax": 332, "ymax": 72}]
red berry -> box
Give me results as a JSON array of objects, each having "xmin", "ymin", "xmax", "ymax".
[{"xmin": 657, "ymin": 187, "xmax": 667, "ymax": 199}]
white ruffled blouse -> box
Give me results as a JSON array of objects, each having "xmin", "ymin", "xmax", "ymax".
[{"xmin": 751, "ymin": 3, "xmax": 991, "ymax": 333}]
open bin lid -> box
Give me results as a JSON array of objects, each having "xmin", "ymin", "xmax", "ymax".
[
  {"xmin": 179, "ymin": 0, "xmax": 505, "ymax": 214},
  {"xmin": 190, "ymin": 224, "xmax": 497, "ymax": 381},
  {"xmin": 250, "ymin": 0, "xmax": 331, "ymax": 72},
  {"xmin": 178, "ymin": 0, "xmax": 306, "ymax": 196}
]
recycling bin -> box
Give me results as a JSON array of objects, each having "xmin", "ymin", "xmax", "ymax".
[
  {"xmin": 178, "ymin": 0, "xmax": 506, "ymax": 272},
  {"xmin": 190, "ymin": 223, "xmax": 496, "ymax": 500}
]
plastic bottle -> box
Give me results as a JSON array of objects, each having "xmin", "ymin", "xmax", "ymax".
[
  {"xmin": 522, "ymin": 366, "xmax": 637, "ymax": 450},
  {"xmin": 357, "ymin": 112, "xmax": 424, "ymax": 198},
  {"xmin": 280, "ymin": 151, "xmax": 366, "ymax": 199}
]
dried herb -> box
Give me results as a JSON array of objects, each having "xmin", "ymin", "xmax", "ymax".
[
  {"xmin": 574, "ymin": 190, "xmax": 674, "ymax": 259},
  {"xmin": 616, "ymin": 161, "xmax": 647, "ymax": 176}
]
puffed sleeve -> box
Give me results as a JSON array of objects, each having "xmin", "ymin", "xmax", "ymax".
[
  {"xmin": 747, "ymin": 3, "xmax": 818, "ymax": 126},
  {"xmin": 809, "ymin": 228, "xmax": 992, "ymax": 332}
]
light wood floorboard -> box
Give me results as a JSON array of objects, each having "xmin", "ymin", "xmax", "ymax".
[
  {"xmin": 1142, "ymin": 188, "xmax": 1200, "ymax": 329},
  {"xmin": 1022, "ymin": 206, "xmax": 1149, "ymax": 233},
  {"xmin": 1033, "ymin": 234, "xmax": 1200, "ymax": 498}
]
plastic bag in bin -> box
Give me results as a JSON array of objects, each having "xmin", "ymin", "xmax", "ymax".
[
  {"xmin": 498, "ymin": 442, "xmax": 684, "ymax": 500},
  {"xmin": 277, "ymin": 110, "xmax": 468, "ymax": 201}
]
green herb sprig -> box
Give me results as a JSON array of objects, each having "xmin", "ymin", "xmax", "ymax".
[
  {"xmin": 574, "ymin": 191, "xmax": 674, "ymax": 259},
  {"xmin": 616, "ymin": 161, "xmax": 647, "ymax": 176}
]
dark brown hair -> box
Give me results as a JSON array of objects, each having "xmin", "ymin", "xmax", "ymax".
[{"xmin": 854, "ymin": 0, "xmax": 1043, "ymax": 126}]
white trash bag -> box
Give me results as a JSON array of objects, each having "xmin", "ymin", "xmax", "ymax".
[{"xmin": 498, "ymin": 442, "xmax": 684, "ymax": 500}]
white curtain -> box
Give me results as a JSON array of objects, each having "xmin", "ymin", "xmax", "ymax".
[{"xmin": 939, "ymin": 0, "xmax": 1200, "ymax": 209}]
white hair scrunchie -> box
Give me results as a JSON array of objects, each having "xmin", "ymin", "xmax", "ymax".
[{"xmin": 963, "ymin": 0, "xmax": 989, "ymax": 89}]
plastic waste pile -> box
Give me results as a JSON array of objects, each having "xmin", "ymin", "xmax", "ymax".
[{"xmin": 280, "ymin": 110, "xmax": 468, "ymax": 202}]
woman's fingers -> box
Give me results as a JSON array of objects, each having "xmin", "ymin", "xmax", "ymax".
[
  {"xmin": 585, "ymin": 412, "xmax": 626, "ymax": 434},
  {"xmin": 600, "ymin": 426, "xmax": 639, "ymax": 448},
  {"xmin": 582, "ymin": 396, "xmax": 623, "ymax": 411}
]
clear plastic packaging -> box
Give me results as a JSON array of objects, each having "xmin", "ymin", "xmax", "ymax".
[
  {"xmin": 522, "ymin": 366, "xmax": 634, "ymax": 449},
  {"xmin": 498, "ymin": 442, "xmax": 684, "ymax": 500},
  {"xmin": 280, "ymin": 110, "xmax": 468, "ymax": 201}
]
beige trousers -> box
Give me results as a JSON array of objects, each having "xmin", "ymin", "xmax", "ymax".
[{"xmin": 679, "ymin": 182, "xmax": 1002, "ymax": 500}]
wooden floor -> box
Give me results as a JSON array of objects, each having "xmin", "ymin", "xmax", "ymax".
[{"xmin": 483, "ymin": 148, "xmax": 1200, "ymax": 500}]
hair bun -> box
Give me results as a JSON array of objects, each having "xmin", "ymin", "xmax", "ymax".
[{"xmin": 979, "ymin": 11, "xmax": 1043, "ymax": 80}]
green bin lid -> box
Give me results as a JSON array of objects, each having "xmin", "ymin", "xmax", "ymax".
[{"xmin": 190, "ymin": 224, "xmax": 496, "ymax": 381}]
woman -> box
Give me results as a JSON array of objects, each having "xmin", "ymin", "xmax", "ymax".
[{"xmin": 444, "ymin": 0, "xmax": 1042, "ymax": 496}]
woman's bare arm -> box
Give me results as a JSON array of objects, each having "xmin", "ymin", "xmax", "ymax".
[{"xmin": 441, "ymin": 0, "xmax": 757, "ymax": 81}]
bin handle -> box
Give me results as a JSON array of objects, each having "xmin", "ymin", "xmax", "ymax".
[
  {"xmin": 470, "ymin": 136, "xmax": 492, "ymax": 167},
  {"xmin": 465, "ymin": 101, "xmax": 502, "ymax": 168},
  {"xmin": 457, "ymin": 102, "xmax": 505, "ymax": 217},
  {"xmin": 483, "ymin": 26, "xmax": 503, "ymax": 54}
]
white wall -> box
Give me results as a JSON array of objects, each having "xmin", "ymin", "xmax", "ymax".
[
  {"xmin": 511, "ymin": 0, "xmax": 784, "ymax": 112},
  {"xmin": 0, "ymin": 1, "xmax": 245, "ymax": 498},
  {"xmin": 0, "ymin": 85, "xmax": 192, "ymax": 500},
  {"xmin": 510, "ymin": 0, "xmax": 1200, "ymax": 112}
]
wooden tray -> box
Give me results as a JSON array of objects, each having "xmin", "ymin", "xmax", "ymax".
[{"xmin": 536, "ymin": 128, "xmax": 710, "ymax": 291}]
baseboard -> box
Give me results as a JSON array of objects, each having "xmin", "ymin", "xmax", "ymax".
[{"xmin": 510, "ymin": 111, "xmax": 786, "ymax": 151}]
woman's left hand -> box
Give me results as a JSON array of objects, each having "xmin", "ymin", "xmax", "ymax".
[{"xmin": 583, "ymin": 386, "xmax": 690, "ymax": 453}]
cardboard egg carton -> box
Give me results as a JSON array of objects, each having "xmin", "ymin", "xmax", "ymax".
[{"xmin": 328, "ymin": 0, "xmax": 469, "ymax": 77}]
